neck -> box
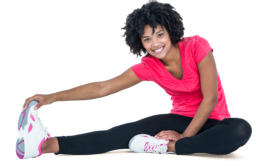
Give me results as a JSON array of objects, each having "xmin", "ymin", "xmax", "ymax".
[{"xmin": 160, "ymin": 45, "xmax": 180, "ymax": 66}]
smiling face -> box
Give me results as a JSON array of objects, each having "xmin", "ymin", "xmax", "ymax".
[{"xmin": 141, "ymin": 25, "xmax": 173, "ymax": 59}]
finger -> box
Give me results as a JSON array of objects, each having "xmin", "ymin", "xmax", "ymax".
[
  {"xmin": 23, "ymin": 97, "xmax": 30, "ymax": 108},
  {"xmin": 34, "ymin": 103, "xmax": 41, "ymax": 110},
  {"xmin": 158, "ymin": 132, "xmax": 170, "ymax": 138},
  {"xmin": 154, "ymin": 131, "xmax": 163, "ymax": 137},
  {"xmin": 157, "ymin": 130, "xmax": 167, "ymax": 136},
  {"xmin": 158, "ymin": 135, "xmax": 171, "ymax": 141},
  {"xmin": 163, "ymin": 131, "xmax": 175, "ymax": 137},
  {"xmin": 156, "ymin": 133, "xmax": 168, "ymax": 139},
  {"xmin": 157, "ymin": 134, "xmax": 166, "ymax": 139},
  {"xmin": 23, "ymin": 95, "xmax": 39, "ymax": 110},
  {"xmin": 34, "ymin": 100, "xmax": 42, "ymax": 110},
  {"xmin": 162, "ymin": 134, "xmax": 175, "ymax": 141},
  {"xmin": 23, "ymin": 98, "xmax": 32, "ymax": 111},
  {"xmin": 155, "ymin": 133, "xmax": 163, "ymax": 139},
  {"xmin": 162, "ymin": 134, "xmax": 177, "ymax": 141},
  {"xmin": 159, "ymin": 132, "xmax": 173, "ymax": 138},
  {"xmin": 23, "ymin": 102, "xmax": 27, "ymax": 110},
  {"xmin": 155, "ymin": 135, "xmax": 161, "ymax": 139}
]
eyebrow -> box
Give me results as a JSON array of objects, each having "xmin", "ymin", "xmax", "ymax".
[{"xmin": 142, "ymin": 29, "xmax": 164, "ymax": 38}]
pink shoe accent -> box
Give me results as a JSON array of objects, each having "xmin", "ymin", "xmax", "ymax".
[
  {"xmin": 38, "ymin": 138, "xmax": 46, "ymax": 156},
  {"xmin": 144, "ymin": 142, "xmax": 150, "ymax": 152},
  {"xmin": 30, "ymin": 114, "xmax": 35, "ymax": 122},
  {"xmin": 16, "ymin": 139, "xmax": 24, "ymax": 159},
  {"xmin": 16, "ymin": 150, "xmax": 24, "ymax": 159},
  {"xmin": 16, "ymin": 140, "xmax": 25, "ymax": 154},
  {"xmin": 38, "ymin": 136, "xmax": 50, "ymax": 156},
  {"xmin": 17, "ymin": 147, "xmax": 24, "ymax": 154},
  {"xmin": 28, "ymin": 123, "xmax": 33, "ymax": 133},
  {"xmin": 144, "ymin": 141, "xmax": 167, "ymax": 154}
]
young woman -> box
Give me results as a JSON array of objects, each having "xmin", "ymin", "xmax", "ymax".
[{"xmin": 16, "ymin": 1, "xmax": 252, "ymax": 159}]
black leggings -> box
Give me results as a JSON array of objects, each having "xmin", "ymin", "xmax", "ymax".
[{"xmin": 55, "ymin": 113, "xmax": 252, "ymax": 155}]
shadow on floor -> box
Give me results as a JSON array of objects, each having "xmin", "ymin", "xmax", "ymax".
[
  {"xmin": 107, "ymin": 149, "xmax": 242, "ymax": 159},
  {"xmin": 56, "ymin": 149, "xmax": 242, "ymax": 159}
]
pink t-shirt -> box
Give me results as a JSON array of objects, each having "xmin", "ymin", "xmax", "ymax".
[{"xmin": 131, "ymin": 35, "xmax": 230, "ymax": 120}]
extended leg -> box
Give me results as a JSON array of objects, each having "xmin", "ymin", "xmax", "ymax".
[{"xmin": 53, "ymin": 114, "xmax": 192, "ymax": 155}]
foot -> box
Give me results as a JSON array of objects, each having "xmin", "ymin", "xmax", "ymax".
[
  {"xmin": 16, "ymin": 100, "xmax": 51, "ymax": 159},
  {"xmin": 128, "ymin": 134, "xmax": 169, "ymax": 154}
]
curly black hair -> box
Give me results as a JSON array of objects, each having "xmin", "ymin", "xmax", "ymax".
[{"xmin": 122, "ymin": 1, "xmax": 184, "ymax": 57}]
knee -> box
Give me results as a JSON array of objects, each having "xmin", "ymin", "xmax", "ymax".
[{"xmin": 228, "ymin": 118, "xmax": 252, "ymax": 146}]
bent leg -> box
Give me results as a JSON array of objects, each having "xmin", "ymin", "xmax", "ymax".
[{"xmin": 175, "ymin": 118, "xmax": 252, "ymax": 155}]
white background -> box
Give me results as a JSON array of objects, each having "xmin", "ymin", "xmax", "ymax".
[{"xmin": 1, "ymin": 0, "xmax": 266, "ymax": 165}]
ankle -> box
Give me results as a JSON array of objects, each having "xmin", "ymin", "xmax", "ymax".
[
  {"xmin": 167, "ymin": 141, "xmax": 176, "ymax": 152},
  {"xmin": 41, "ymin": 137, "xmax": 59, "ymax": 154}
]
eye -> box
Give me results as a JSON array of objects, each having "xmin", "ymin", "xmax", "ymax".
[
  {"xmin": 143, "ymin": 38, "xmax": 150, "ymax": 42},
  {"xmin": 158, "ymin": 33, "xmax": 164, "ymax": 37}
]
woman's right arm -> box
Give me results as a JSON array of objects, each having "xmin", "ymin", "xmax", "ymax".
[{"xmin": 23, "ymin": 67, "xmax": 141, "ymax": 110}]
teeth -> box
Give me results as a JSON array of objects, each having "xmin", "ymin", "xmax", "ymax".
[{"xmin": 154, "ymin": 47, "xmax": 163, "ymax": 53}]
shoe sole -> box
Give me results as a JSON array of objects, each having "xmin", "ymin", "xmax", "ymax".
[
  {"xmin": 18, "ymin": 100, "xmax": 38, "ymax": 131},
  {"xmin": 16, "ymin": 137, "xmax": 25, "ymax": 159},
  {"xmin": 16, "ymin": 100, "xmax": 38, "ymax": 159}
]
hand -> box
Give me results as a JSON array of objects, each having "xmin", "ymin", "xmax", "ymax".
[
  {"xmin": 23, "ymin": 94, "xmax": 55, "ymax": 111},
  {"xmin": 154, "ymin": 130, "xmax": 185, "ymax": 142}
]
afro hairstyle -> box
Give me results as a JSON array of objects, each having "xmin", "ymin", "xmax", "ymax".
[{"xmin": 122, "ymin": 1, "xmax": 184, "ymax": 57}]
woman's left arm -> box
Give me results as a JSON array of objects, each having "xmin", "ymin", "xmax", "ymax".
[{"xmin": 182, "ymin": 50, "xmax": 218, "ymax": 138}]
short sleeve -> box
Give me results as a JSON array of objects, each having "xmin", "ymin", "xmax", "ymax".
[
  {"xmin": 193, "ymin": 35, "xmax": 213, "ymax": 64},
  {"xmin": 131, "ymin": 58, "xmax": 151, "ymax": 81}
]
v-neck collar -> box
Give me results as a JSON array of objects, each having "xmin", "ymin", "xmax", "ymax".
[{"xmin": 152, "ymin": 41, "xmax": 184, "ymax": 82}]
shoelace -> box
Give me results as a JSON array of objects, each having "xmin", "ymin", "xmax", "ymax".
[{"xmin": 144, "ymin": 141, "xmax": 168, "ymax": 154}]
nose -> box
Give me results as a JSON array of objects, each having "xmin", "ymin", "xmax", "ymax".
[{"xmin": 151, "ymin": 38, "xmax": 161, "ymax": 49}]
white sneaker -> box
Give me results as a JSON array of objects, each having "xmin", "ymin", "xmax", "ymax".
[
  {"xmin": 16, "ymin": 100, "xmax": 51, "ymax": 159},
  {"xmin": 129, "ymin": 134, "xmax": 169, "ymax": 154}
]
